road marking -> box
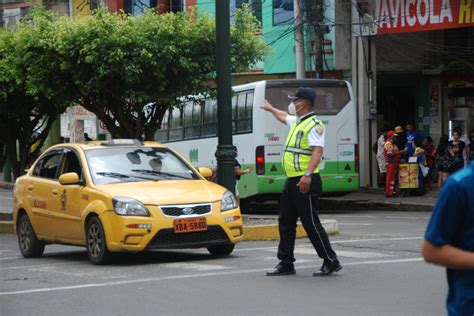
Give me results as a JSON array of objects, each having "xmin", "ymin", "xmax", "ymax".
[
  {"xmin": 337, "ymin": 223, "xmax": 373, "ymax": 226},
  {"xmin": 291, "ymin": 248, "xmax": 391, "ymax": 258},
  {"xmin": 332, "ymin": 237, "xmax": 423, "ymax": 244},
  {"xmin": 0, "ymin": 257, "xmax": 424, "ymax": 296},
  {"xmin": 0, "ymin": 263, "xmax": 64, "ymax": 271},
  {"xmin": 0, "ymin": 196, "xmax": 13, "ymax": 200},
  {"xmin": 385, "ymin": 216, "xmax": 419, "ymax": 220},
  {"xmin": 161, "ymin": 262, "xmax": 232, "ymax": 271},
  {"xmin": 263, "ymin": 257, "xmax": 313, "ymax": 264},
  {"xmin": 334, "ymin": 250, "xmax": 391, "ymax": 258},
  {"xmin": 234, "ymin": 237, "xmax": 423, "ymax": 252},
  {"xmin": 0, "ymin": 256, "xmax": 21, "ymax": 261},
  {"xmin": 0, "ymin": 250, "xmax": 16, "ymax": 254},
  {"xmin": 344, "ymin": 258, "xmax": 423, "ymax": 266},
  {"xmin": 329, "ymin": 215, "xmax": 377, "ymax": 219}
]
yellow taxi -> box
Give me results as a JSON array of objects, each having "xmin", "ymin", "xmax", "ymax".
[{"xmin": 13, "ymin": 139, "xmax": 243, "ymax": 264}]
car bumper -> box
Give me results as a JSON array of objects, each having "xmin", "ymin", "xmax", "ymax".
[{"xmin": 100, "ymin": 205, "xmax": 243, "ymax": 252}]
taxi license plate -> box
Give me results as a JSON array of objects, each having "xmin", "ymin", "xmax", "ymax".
[{"xmin": 174, "ymin": 217, "xmax": 207, "ymax": 233}]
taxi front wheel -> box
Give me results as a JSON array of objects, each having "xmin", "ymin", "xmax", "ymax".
[
  {"xmin": 86, "ymin": 216, "xmax": 112, "ymax": 265},
  {"xmin": 18, "ymin": 214, "xmax": 45, "ymax": 258},
  {"xmin": 207, "ymin": 244, "xmax": 235, "ymax": 256}
]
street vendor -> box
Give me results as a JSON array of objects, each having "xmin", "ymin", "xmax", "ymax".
[{"xmin": 384, "ymin": 131, "xmax": 405, "ymax": 198}]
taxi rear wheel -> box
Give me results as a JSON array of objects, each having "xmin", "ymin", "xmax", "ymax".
[
  {"xmin": 207, "ymin": 244, "xmax": 235, "ymax": 256},
  {"xmin": 17, "ymin": 214, "xmax": 45, "ymax": 258},
  {"xmin": 86, "ymin": 217, "xmax": 111, "ymax": 265}
]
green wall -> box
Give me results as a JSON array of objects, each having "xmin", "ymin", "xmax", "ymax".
[{"xmin": 197, "ymin": 0, "xmax": 336, "ymax": 75}]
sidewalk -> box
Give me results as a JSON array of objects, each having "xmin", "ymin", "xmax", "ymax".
[{"xmin": 321, "ymin": 188, "xmax": 438, "ymax": 212}]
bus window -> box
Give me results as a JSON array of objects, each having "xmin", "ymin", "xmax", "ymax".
[
  {"xmin": 169, "ymin": 107, "xmax": 184, "ymax": 141},
  {"xmin": 235, "ymin": 91, "xmax": 252, "ymax": 133},
  {"xmin": 232, "ymin": 96, "xmax": 238, "ymax": 133},
  {"xmin": 265, "ymin": 84, "xmax": 350, "ymax": 115},
  {"xmin": 155, "ymin": 109, "xmax": 170, "ymax": 142},
  {"xmin": 184, "ymin": 101, "xmax": 202, "ymax": 139},
  {"xmin": 202, "ymin": 99, "xmax": 217, "ymax": 136},
  {"xmin": 245, "ymin": 92, "xmax": 253, "ymax": 117}
]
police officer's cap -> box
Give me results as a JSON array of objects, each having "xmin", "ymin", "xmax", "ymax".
[{"xmin": 288, "ymin": 87, "xmax": 316, "ymax": 104}]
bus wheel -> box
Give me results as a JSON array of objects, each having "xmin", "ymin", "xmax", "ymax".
[{"xmin": 207, "ymin": 244, "xmax": 235, "ymax": 256}]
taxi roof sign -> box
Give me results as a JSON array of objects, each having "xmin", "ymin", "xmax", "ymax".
[{"xmin": 101, "ymin": 139, "xmax": 143, "ymax": 146}]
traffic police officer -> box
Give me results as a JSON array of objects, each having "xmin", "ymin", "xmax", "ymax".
[{"xmin": 262, "ymin": 87, "xmax": 341, "ymax": 276}]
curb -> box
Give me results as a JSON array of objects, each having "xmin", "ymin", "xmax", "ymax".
[
  {"xmin": 0, "ymin": 181, "xmax": 14, "ymax": 190},
  {"xmin": 0, "ymin": 221, "xmax": 14, "ymax": 234},
  {"xmin": 320, "ymin": 199, "xmax": 434, "ymax": 212},
  {"xmin": 242, "ymin": 219, "xmax": 338, "ymax": 241}
]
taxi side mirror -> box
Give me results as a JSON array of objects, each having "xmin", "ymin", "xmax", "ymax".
[
  {"xmin": 59, "ymin": 172, "xmax": 80, "ymax": 185},
  {"xmin": 198, "ymin": 167, "xmax": 213, "ymax": 179}
]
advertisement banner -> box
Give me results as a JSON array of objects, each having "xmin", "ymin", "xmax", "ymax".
[{"xmin": 352, "ymin": 0, "xmax": 474, "ymax": 36}]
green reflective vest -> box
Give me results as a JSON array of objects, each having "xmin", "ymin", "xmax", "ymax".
[{"xmin": 283, "ymin": 114, "xmax": 324, "ymax": 178}]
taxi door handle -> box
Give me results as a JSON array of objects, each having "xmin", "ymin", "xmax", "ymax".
[
  {"xmin": 27, "ymin": 185, "xmax": 34, "ymax": 192},
  {"xmin": 52, "ymin": 189, "xmax": 59, "ymax": 196}
]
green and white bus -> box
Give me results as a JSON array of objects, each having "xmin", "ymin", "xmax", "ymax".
[{"xmin": 155, "ymin": 79, "xmax": 359, "ymax": 199}]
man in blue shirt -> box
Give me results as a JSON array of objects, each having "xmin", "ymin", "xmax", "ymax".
[
  {"xmin": 404, "ymin": 122, "xmax": 423, "ymax": 156},
  {"xmin": 423, "ymin": 162, "xmax": 474, "ymax": 315}
]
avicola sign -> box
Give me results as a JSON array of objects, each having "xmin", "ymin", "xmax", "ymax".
[{"xmin": 352, "ymin": 0, "xmax": 474, "ymax": 36}]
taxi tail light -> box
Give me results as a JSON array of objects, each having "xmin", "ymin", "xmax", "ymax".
[
  {"xmin": 256, "ymin": 146, "xmax": 265, "ymax": 175},
  {"xmin": 354, "ymin": 144, "xmax": 359, "ymax": 173}
]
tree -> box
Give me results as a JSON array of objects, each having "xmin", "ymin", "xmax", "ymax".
[
  {"xmin": 59, "ymin": 8, "xmax": 266, "ymax": 140},
  {"xmin": 0, "ymin": 9, "xmax": 72, "ymax": 179}
]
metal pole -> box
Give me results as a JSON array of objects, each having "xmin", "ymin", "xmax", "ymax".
[
  {"xmin": 215, "ymin": 0, "xmax": 236, "ymax": 194},
  {"xmin": 294, "ymin": 0, "xmax": 305, "ymax": 79}
]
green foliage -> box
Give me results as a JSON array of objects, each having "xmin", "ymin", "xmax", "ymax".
[
  {"xmin": 0, "ymin": 8, "xmax": 72, "ymax": 179},
  {"xmin": 0, "ymin": 6, "xmax": 266, "ymax": 179},
  {"xmin": 57, "ymin": 8, "xmax": 266, "ymax": 139}
]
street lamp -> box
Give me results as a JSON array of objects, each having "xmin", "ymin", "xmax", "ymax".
[{"xmin": 215, "ymin": 0, "xmax": 236, "ymax": 194}]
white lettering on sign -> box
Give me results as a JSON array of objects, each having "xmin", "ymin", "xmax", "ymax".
[
  {"xmin": 378, "ymin": 0, "xmax": 453, "ymax": 28},
  {"xmin": 440, "ymin": 0, "xmax": 453, "ymax": 23}
]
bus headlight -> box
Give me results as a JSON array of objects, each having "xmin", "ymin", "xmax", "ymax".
[
  {"xmin": 221, "ymin": 191, "xmax": 237, "ymax": 211},
  {"xmin": 113, "ymin": 197, "xmax": 150, "ymax": 216}
]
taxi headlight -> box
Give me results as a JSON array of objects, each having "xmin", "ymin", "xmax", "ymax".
[
  {"xmin": 221, "ymin": 191, "xmax": 237, "ymax": 212},
  {"xmin": 112, "ymin": 197, "xmax": 150, "ymax": 216}
]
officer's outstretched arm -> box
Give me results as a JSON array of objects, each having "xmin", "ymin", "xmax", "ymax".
[{"xmin": 261, "ymin": 100, "xmax": 288, "ymax": 124}]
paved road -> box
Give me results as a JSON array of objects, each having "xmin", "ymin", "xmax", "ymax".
[
  {"xmin": 0, "ymin": 211, "xmax": 446, "ymax": 316},
  {"xmin": 0, "ymin": 188, "xmax": 13, "ymax": 213}
]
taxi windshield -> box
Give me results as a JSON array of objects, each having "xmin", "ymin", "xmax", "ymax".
[{"xmin": 85, "ymin": 147, "xmax": 199, "ymax": 185}]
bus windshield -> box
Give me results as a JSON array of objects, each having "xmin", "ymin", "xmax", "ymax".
[{"xmin": 265, "ymin": 81, "xmax": 351, "ymax": 115}]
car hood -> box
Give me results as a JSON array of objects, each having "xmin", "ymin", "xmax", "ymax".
[{"xmin": 94, "ymin": 180, "xmax": 226, "ymax": 205}]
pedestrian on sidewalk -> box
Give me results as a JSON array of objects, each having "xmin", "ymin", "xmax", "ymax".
[
  {"xmin": 261, "ymin": 87, "xmax": 341, "ymax": 277},
  {"xmin": 384, "ymin": 130, "xmax": 403, "ymax": 198},
  {"xmin": 403, "ymin": 121, "xmax": 423, "ymax": 158},
  {"xmin": 422, "ymin": 162, "xmax": 474, "ymax": 315},
  {"xmin": 448, "ymin": 130, "xmax": 466, "ymax": 175},
  {"xmin": 412, "ymin": 140, "xmax": 427, "ymax": 196},
  {"xmin": 233, "ymin": 150, "xmax": 253, "ymax": 206},
  {"xmin": 423, "ymin": 136, "xmax": 436, "ymax": 189},
  {"xmin": 375, "ymin": 128, "xmax": 387, "ymax": 188},
  {"xmin": 436, "ymin": 135, "xmax": 451, "ymax": 188},
  {"xmin": 449, "ymin": 127, "xmax": 470, "ymax": 166},
  {"xmin": 394, "ymin": 126, "xmax": 406, "ymax": 157}
]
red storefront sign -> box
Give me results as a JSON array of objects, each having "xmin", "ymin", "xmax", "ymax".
[{"xmin": 352, "ymin": 0, "xmax": 474, "ymax": 36}]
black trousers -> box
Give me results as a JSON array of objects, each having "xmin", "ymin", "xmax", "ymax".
[{"xmin": 277, "ymin": 173, "xmax": 338, "ymax": 265}]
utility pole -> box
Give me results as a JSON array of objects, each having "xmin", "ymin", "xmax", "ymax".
[
  {"xmin": 308, "ymin": 0, "xmax": 325, "ymax": 79},
  {"xmin": 215, "ymin": 0, "xmax": 236, "ymax": 194},
  {"xmin": 294, "ymin": 0, "xmax": 305, "ymax": 79}
]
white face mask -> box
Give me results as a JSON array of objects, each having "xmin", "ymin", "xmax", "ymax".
[{"xmin": 288, "ymin": 102, "xmax": 298, "ymax": 115}]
